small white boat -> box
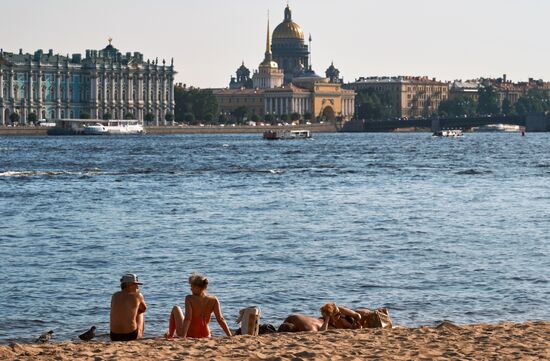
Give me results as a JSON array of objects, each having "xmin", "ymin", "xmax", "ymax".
[
  {"xmin": 263, "ymin": 129, "xmax": 311, "ymax": 140},
  {"xmin": 432, "ymin": 129, "xmax": 463, "ymax": 138}
]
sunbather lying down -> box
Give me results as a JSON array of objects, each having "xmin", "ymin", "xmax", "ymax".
[
  {"xmin": 320, "ymin": 303, "xmax": 393, "ymax": 330},
  {"xmin": 277, "ymin": 305, "xmax": 393, "ymax": 333}
]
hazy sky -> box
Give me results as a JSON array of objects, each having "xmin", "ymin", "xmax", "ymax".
[{"xmin": 2, "ymin": 0, "xmax": 549, "ymax": 88}]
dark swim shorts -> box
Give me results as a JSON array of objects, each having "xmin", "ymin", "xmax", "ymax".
[{"xmin": 110, "ymin": 329, "xmax": 138, "ymax": 341}]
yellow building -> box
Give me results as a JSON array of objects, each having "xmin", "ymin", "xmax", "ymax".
[
  {"xmin": 348, "ymin": 76, "xmax": 449, "ymax": 118},
  {"xmin": 213, "ymin": 5, "xmax": 355, "ymax": 123}
]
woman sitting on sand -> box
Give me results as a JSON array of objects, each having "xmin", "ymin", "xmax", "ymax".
[
  {"xmin": 165, "ymin": 273, "xmax": 232, "ymax": 339},
  {"xmin": 320, "ymin": 303, "xmax": 362, "ymax": 330}
]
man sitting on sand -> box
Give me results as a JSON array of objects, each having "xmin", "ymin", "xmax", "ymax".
[
  {"xmin": 278, "ymin": 314, "xmax": 325, "ymax": 332},
  {"xmin": 110, "ymin": 273, "xmax": 147, "ymax": 341}
]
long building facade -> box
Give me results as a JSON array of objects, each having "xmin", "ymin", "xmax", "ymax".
[
  {"xmin": 0, "ymin": 41, "xmax": 176, "ymax": 125},
  {"xmin": 347, "ymin": 76, "xmax": 449, "ymax": 118}
]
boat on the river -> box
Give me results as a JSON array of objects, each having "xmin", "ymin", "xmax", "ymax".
[
  {"xmin": 432, "ymin": 129, "xmax": 463, "ymax": 138},
  {"xmin": 48, "ymin": 119, "xmax": 145, "ymax": 135},
  {"xmin": 263, "ymin": 129, "xmax": 312, "ymax": 140},
  {"xmin": 471, "ymin": 124, "xmax": 521, "ymax": 132}
]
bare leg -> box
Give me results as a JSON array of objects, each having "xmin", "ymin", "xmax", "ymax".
[
  {"xmin": 168, "ymin": 305, "xmax": 185, "ymax": 338},
  {"xmin": 136, "ymin": 312, "xmax": 145, "ymax": 338}
]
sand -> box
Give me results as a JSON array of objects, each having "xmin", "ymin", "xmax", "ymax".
[{"xmin": 1, "ymin": 321, "xmax": 548, "ymax": 360}]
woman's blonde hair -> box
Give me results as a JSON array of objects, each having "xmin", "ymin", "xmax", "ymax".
[
  {"xmin": 188, "ymin": 273, "xmax": 209, "ymax": 289},
  {"xmin": 320, "ymin": 303, "xmax": 339, "ymax": 318}
]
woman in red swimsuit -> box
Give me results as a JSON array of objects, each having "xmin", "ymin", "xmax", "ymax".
[{"xmin": 166, "ymin": 273, "xmax": 232, "ymax": 339}]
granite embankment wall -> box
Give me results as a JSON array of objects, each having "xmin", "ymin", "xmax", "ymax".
[{"xmin": 0, "ymin": 124, "xmax": 336, "ymax": 136}]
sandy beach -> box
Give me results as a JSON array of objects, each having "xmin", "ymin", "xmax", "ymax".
[{"xmin": 1, "ymin": 321, "xmax": 548, "ymax": 360}]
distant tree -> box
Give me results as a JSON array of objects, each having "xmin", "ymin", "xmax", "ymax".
[
  {"xmin": 514, "ymin": 89, "xmax": 550, "ymax": 115},
  {"xmin": 124, "ymin": 112, "xmax": 135, "ymax": 120},
  {"xmin": 102, "ymin": 112, "xmax": 112, "ymax": 120},
  {"xmin": 477, "ymin": 86, "xmax": 500, "ymax": 115},
  {"xmin": 264, "ymin": 114, "xmax": 275, "ymax": 124},
  {"xmin": 144, "ymin": 112, "xmax": 155, "ymax": 124},
  {"xmin": 290, "ymin": 112, "xmax": 301, "ymax": 122},
  {"xmin": 303, "ymin": 112, "xmax": 312, "ymax": 121},
  {"xmin": 280, "ymin": 114, "xmax": 290, "ymax": 122},
  {"xmin": 204, "ymin": 113, "xmax": 215, "ymax": 124},
  {"xmin": 231, "ymin": 106, "xmax": 248, "ymax": 124},
  {"xmin": 355, "ymin": 89, "xmax": 397, "ymax": 120},
  {"xmin": 27, "ymin": 112, "xmax": 38, "ymax": 125},
  {"xmin": 9, "ymin": 112, "xmax": 20, "ymax": 124},
  {"xmin": 80, "ymin": 112, "xmax": 91, "ymax": 119},
  {"xmin": 174, "ymin": 86, "xmax": 218, "ymax": 122},
  {"xmin": 501, "ymin": 97, "xmax": 513, "ymax": 115},
  {"xmin": 218, "ymin": 113, "xmax": 230, "ymax": 124},
  {"xmin": 251, "ymin": 114, "xmax": 260, "ymax": 122},
  {"xmin": 184, "ymin": 112, "xmax": 196, "ymax": 124},
  {"xmin": 438, "ymin": 96, "xmax": 477, "ymax": 117},
  {"xmin": 165, "ymin": 113, "xmax": 174, "ymax": 123}
]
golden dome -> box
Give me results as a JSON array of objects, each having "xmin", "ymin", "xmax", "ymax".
[
  {"xmin": 272, "ymin": 6, "xmax": 304, "ymax": 41},
  {"xmin": 272, "ymin": 21, "xmax": 304, "ymax": 41},
  {"xmin": 260, "ymin": 59, "xmax": 279, "ymax": 69}
]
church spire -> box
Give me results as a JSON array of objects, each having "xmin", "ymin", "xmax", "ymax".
[{"xmin": 265, "ymin": 12, "xmax": 271, "ymax": 57}]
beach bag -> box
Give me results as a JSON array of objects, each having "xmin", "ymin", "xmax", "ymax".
[
  {"xmin": 258, "ymin": 324, "xmax": 277, "ymax": 335},
  {"xmin": 236, "ymin": 306, "xmax": 260, "ymax": 336},
  {"xmin": 363, "ymin": 308, "xmax": 393, "ymax": 329}
]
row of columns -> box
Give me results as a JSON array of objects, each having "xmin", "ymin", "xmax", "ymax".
[
  {"xmin": 264, "ymin": 96, "xmax": 311, "ymax": 115},
  {"xmin": 342, "ymin": 98, "xmax": 355, "ymax": 117}
]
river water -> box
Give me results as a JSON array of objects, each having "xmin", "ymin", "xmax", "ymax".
[{"xmin": 0, "ymin": 132, "xmax": 548, "ymax": 343}]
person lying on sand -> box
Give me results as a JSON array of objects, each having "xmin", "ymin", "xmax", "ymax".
[
  {"xmin": 320, "ymin": 303, "xmax": 362, "ymax": 330},
  {"xmin": 110, "ymin": 273, "xmax": 147, "ymax": 341},
  {"xmin": 165, "ymin": 273, "xmax": 232, "ymax": 339},
  {"xmin": 278, "ymin": 314, "xmax": 325, "ymax": 332}
]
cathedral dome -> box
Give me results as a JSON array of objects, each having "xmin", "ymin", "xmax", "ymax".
[{"xmin": 272, "ymin": 6, "xmax": 304, "ymax": 41}]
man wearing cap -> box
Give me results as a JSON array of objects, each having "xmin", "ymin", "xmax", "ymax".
[{"xmin": 110, "ymin": 273, "xmax": 147, "ymax": 341}]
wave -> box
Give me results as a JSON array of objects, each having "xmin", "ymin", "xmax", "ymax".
[
  {"xmin": 455, "ymin": 169, "xmax": 493, "ymax": 175},
  {"xmin": 0, "ymin": 170, "xmax": 71, "ymax": 177}
]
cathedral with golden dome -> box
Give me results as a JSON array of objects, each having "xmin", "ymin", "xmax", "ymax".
[{"xmin": 217, "ymin": 5, "xmax": 355, "ymax": 123}]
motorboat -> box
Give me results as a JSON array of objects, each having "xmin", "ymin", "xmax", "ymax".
[
  {"xmin": 263, "ymin": 129, "xmax": 311, "ymax": 140},
  {"xmin": 432, "ymin": 129, "xmax": 463, "ymax": 138}
]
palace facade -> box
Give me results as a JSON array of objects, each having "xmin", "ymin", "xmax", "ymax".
[
  {"xmin": 0, "ymin": 41, "xmax": 176, "ymax": 125},
  {"xmin": 347, "ymin": 76, "xmax": 449, "ymax": 118},
  {"xmin": 217, "ymin": 5, "xmax": 355, "ymax": 123}
]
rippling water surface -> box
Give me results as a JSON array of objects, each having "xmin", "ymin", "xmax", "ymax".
[{"xmin": 0, "ymin": 132, "xmax": 549, "ymax": 343}]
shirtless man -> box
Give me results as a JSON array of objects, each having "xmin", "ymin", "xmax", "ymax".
[
  {"xmin": 278, "ymin": 314, "xmax": 324, "ymax": 332},
  {"xmin": 110, "ymin": 274, "xmax": 147, "ymax": 341}
]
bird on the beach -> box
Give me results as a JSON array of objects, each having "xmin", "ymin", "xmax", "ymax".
[
  {"xmin": 78, "ymin": 326, "xmax": 96, "ymax": 341},
  {"xmin": 36, "ymin": 330, "xmax": 54, "ymax": 343}
]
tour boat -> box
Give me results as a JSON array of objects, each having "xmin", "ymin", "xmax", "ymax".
[
  {"xmin": 263, "ymin": 129, "xmax": 312, "ymax": 140},
  {"xmin": 48, "ymin": 119, "xmax": 145, "ymax": 135},
  {"xmin": 432, "ymin": 129, "xmax": 463, "ymax": 138},
  {"xmin": 83, "ymin": 120, "xmax": 144, "ymax": 135}
]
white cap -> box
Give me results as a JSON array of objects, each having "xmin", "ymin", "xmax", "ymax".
[{"xmin": 120, "ymin": 273, "xmax": 143, "ymax": 285}]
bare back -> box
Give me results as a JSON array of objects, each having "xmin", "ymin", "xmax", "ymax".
[
  {"xmin": 284, "ymin": 315, "xmax": 324, "ymax": 332},
  {"xmin": 186, "ymin": 294, "xmax": 216, "ymax": 322},
  {"xmin": 110, "ymin": 291, "xmax": 146, "ymax": 334}
]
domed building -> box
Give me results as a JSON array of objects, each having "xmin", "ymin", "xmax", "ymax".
[
  {"xmin": 271, "ymin": 5, "xmax": 310, "ymax": 84},
  {"xmin": 214, "ymin": 5, "xmax": 355, "ymax": 124}
]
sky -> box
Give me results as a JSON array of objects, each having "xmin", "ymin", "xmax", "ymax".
[{"xmin": 1, "ymin": 0, "xmax": 549, "ymax": 88}]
